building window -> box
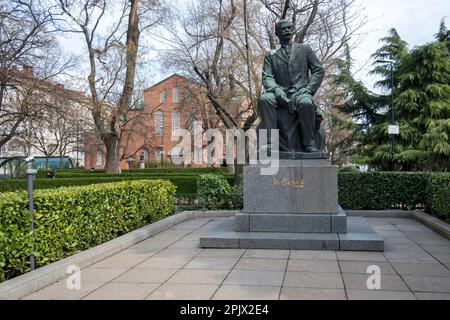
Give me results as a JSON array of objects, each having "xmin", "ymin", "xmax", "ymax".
[
  {"xmin": 155, "ymin": 110, "xmax": 164, "ymax": 135},
  {"xmin": 156, "ymin": 147, "xmax": 163, "ymax": 162},
  {"xmin": 96, "ymin": 151, "xmax": 103, "ymax": 167},
  {"xmin": 160, "ymin": 90, "xmax": 167, "ymax": 103},
  {"xmin": 173, "ymin": 87, "xmax": 179, "ymax": 102},
  {"xmin": 172, "ymin": 109, "xmax": 180, "ymax": 136},
  {"xmin": 140, "ymin": 148, "xmax": 149, "ymax": 161}
]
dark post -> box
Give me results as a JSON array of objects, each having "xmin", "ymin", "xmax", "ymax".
[
  {"xmin": 26, "ymin": 158, "xmax": 37, "ymax": 270},
  {"xmin": 390, "ymin": 63, "xmax": 395, "ymax": 172},
  {"xmin": 76, "ymin": 121, "xmax": 80, "ymax": 168}
]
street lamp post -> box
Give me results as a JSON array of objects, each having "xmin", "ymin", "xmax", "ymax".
[
  {"xmin": 377, "ymin": 59, "xmax": 396, "ymax": 171},
  {"xmin": 159, "ymin": 125, "xmax": 164, "ymax": 168},
  {"xmin": 25, "ymin": 156, "xmax": 37, "ymax": 270}
]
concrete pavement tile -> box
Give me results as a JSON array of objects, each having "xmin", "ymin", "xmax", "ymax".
[
  {"xmin": 22, "ymin": 281, "xmax": 103, "ymax": 300},
  {"xmin": 146, "ymin": 284, "xmax": 218, "ymax": 300},
  {"xmin": 243, "ymin": 250, "xmax": 290, "ymax": 259},
  {"xmin": 392, "ymin": 262, "xmax": 450, "ymax": 276},
  {"xmin": 89, "ymin": 254, "xmax": 149, "ymax": 269},
  {"xmin": 280, "ymin": 287, "xmax": 346, "ymax": 300},
  {"xmin": 289, "ymin": 250, "xmax": 337, "ymax": 261},
  {"xmin": 402, "ymin": 275, "xmax": 450, "ymax": 293},
  {"xmin": 234, "ymin": 258, "xmax": 287, "ymax": 271},
  {"xmin": 184, "ymin": 257, "xmax": 239, "ymax": 270},
  {"xmin": 287, "ymin": 260, "xmax": 340, "ymax": 273},
  {"xmin": 283, "ymin": 272, "xmax": 344, "ymax": 289},
  {"xmin": 168, "ymin": 240, "xmax": 201, "ymax": 249},
  {"xmin": 342, "ymin": 274, "xmax": 409, "ymax": 291},
  {"xmin": 75, "ymin": 268, "xmax": 127, "ymax": 283},
  {"xmin": 339, "ymin": 261, "xmax": 396, "ymax": 275},
  {"xmin": 420, "ymin": 244, "xmax": 450, "ymax": 255},
  {"xmin": 384, "ymin": 251, "xmax": 437, "ymax": 263},
  {"xmin": 153, "ymin": 248, "xmax": 202, "ymax": 259},
  {"xmin": 336, "ymin": 252, "xmax": 386, "ymax": 262},
  {"xmin": 167, "ymin": 269, "xmax": 229, "ymax": 285},
  {"xmin": 135, "ymin": 257, "xmax": 192, "ymax": 269},
  {"xmin": 198, "ymin": 249, "xmax": 245, "ymax": 258},
  {"xmin": 346, "ymin": 290, "xmax": 415, "ymax": 300},
  {"xmin": 83, "ymin": 283, "xmax": 158, "ymax": 300},
  {"xmin": 224, "ymin": 270, "xmax": 284, "ymax": 286},
  {"xmin": 212, "ymin": 285, "xmax": 280, "ymax": 300},
  {"xmin": 414, "ymin": 292, "xmax": 450, "ymax": 300},
  {"xmin": 112, "ymin": 268, "xmax": 178, "ymax": 284}
]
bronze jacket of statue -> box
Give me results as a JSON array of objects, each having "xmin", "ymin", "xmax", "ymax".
[{"xmin": 262, "ymin": 43, "xmax": 324, "ymax": 97}]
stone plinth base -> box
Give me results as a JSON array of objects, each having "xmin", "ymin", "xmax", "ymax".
[{"xmin": 200, "ymin": 216, "xmax": 384, "ymax": 252}]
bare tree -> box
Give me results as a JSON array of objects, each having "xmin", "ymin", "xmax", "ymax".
[
  {"xmin": 158, "ymin": 0, "xmax": 367, "ymax": 168},
  {"xmin": 0, "ymin": 0, "xmax": 73, "ymax": 150},
  {"xmin": 57, "ymin": 0, "xmax": 168, "ymax": 173}
]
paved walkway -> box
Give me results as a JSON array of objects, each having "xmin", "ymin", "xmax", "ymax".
[{"xmin": 23, "ymin": 217, "xmax": 450, "ymax": 300}]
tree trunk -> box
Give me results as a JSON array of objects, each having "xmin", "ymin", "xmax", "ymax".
[{"xmin": 104, "ymin": 135, "xmax": 121, "ymax": 174}]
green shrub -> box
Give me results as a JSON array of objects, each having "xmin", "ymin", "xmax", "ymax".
[
  {"xmin": 0, "ymin": 180, "xmax": 175, "ymax": 282},
  {"xmin": 197, "ymin": 174, "xmax": 233, "ymax": 210},
  {"xmin": 338, "ymin": 172, "xmax": 428, "ymax": 210},
  {"xmin": 0, "ymin": 175, "xmax": 235, "ymax": 195},
  {"xmin": 425, "ymin": 173, "xmax": 450, "ymax": 219},
  {"xmin": 231, "ymin": 184, "xmax": 244, "ymax": 210}
]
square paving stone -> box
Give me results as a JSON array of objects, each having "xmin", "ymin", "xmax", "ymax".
[
  {"xmin": 135, "ymin": 257, "xmax": 192, "ymax": 269},
  {"xmin": 402, "ymin": 275, "xmax": 450, "ymax": 293},
  {"xmin": 168, "ymin": 240, "xmax": 201, "ymax": 249},
  {"xmin": 112, "ymin": 268, "xmax": 178, "ymax": 284},
  {"xmin": 90, "ymin": 254, "xmax": 149, "ymax": 269},
  {"xmin": 184, "ymin": 257, "xmax": 239, "ymax": 270},
  {"xmin": 346, "ymin": 290, "xmax": 415, "ymax": 300},
  {"xmin": 338, "ymin": 261, "xmax": 396, "ymax": 275},
  {"xmin": 167, "ymin": 269, "xmax": 230, "ymax": 285},
  {"xmin": 234, "ymin": 258, "xmax": 287, "ymax": 271},
  {"xmin": 279, "ymin": 287, "xmax": 346, "ymax": 300},
  {"xmin": 384, "ymin": 251, "xmax": 437, "ymax": 263},
  {"xmin": 342, "ymin": 274, "xmax": 409, "ymax": 291},
  {"xmin": 74, "ymin": 268, "xmax": 127, "ymax": 283},
  {"xmin": 336, "ymin": 252, "xmax": 386, "ymax": 262},
  {"xmin": 289, "ymin": 250, "xmax": 337, "ymax": 261},
  {"xmin": 198, "ymin": 249, "xmax": 245, "ymax": 258},
  {"xmin": 146, "ymin": 284, "xmax": 218, "ymax": 300},
  {"xmin": 153, "ymin": 248, "xmax": 202, "ymax": 259},
  {"xmin": 83, "ymin": 283, "xmax": 159, "ymax": 300},
  {"xmin": 413, "ymin": 292, "xmax": 450, "ymax": 300},
  {"xmin": 287, "ymin": 260, "xmax": 340, "ymax": 273},
  {"xmin": 391, "ymin": 262, "xmax": 450, "ymax": 276},
  {"xmin": 224, "ymin": 270, "xmax": 285, "ymax": 287},
  {"xmin": 22, "ymin": 281, "xmax": 103, "ymax": 300},
  {"xmin": 212, "ymin": 285, "xmax": 280, "ymax": 300},
  {"xmin": 283, "ymin": 272, "xmax": 344, "ymax": 289},
  {"xmin": 243, "ymin": 250, "xmax": 290, "ymax": 259}
]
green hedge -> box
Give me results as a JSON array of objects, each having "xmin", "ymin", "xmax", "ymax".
[
  {"xmin": 0, "ymin": 175, "xmax": 235, "ymax": 195},
  {"xmin": 425, "ymin": 173, "xmax": 450, "ymax": 219},
  {"xmin": 0, "ymin": 180, "xmax": 176, "ymax": 283},
  {"xmin": 35, "ymin": 167, "xmax": 228, "ymax": 178},
  {"xmin": 338, "ymin": 172, "xmax": 449, "ymax": 219}
]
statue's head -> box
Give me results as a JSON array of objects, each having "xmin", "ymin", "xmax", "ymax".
[{"xmin": 275, "ymin": 19, "xmax": 294, "ymax": 43}]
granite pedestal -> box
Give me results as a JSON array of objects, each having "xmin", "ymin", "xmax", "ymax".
[{"xmin": 200, "ymin": 159, "xmax": 384, "ymax": 251}]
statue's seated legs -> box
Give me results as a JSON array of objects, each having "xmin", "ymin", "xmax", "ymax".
[{"xmin": 258, "ymin": 92, "xmax": 318, "ymax": 152}]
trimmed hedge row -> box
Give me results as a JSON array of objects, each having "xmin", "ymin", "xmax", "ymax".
[
  {"xmin": 36, "ymin": 167, "xmax": 228, "ymax": 178},
  {"xmin": 0, "ymin": 175, "xmax": 235, "ymax": 195},
  {"xmin": 338, "ymin": 172, "xmax": 449, "ymax": 218},
  {"xmin": 0, "ymin": 180, "xmax": 176, "ymax": 282}
]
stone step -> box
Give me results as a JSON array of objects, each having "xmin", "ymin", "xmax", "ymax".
[{"xmin": 200, "ymin": 217, "xmax": 384, "ymax": 252}]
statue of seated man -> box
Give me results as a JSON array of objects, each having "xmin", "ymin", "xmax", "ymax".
[{"xmin": 258, "ymin": 19, "xmax": 325, "ymax": 153}]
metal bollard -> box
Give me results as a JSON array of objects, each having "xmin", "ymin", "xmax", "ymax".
[{"xmin": 25, "ymin": 157, "xmax": 37, "ymax": 270}]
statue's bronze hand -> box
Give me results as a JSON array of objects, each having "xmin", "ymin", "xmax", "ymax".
[{"xmin": 274, "ymin": 88, "xmax": 289, "ymax": 108}]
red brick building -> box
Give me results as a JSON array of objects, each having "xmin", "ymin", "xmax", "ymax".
[{"xmin": 84, "ymin": 74, "xmax": 217, "ymax": 170}]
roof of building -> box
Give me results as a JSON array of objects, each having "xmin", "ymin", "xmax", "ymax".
[{"xmin": 143, "ymin": 74, "xmax": 198, "ymax": 93}]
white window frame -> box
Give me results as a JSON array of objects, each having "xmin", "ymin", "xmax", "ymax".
[
  {"xmin": 173, "ymin": 87, "xmax": 179, "ymax": 102},
  {"xmin": 155, "ymin": 110, "xmax": 164, "ymax": 136},
  {"xmin": 172, "ymin": 109, "xmax": 181, "ymax": 136}
]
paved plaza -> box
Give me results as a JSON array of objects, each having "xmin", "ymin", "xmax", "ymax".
[{"xmin": 23, "ymin": 217, "xmax": 450, "ymax": 300}]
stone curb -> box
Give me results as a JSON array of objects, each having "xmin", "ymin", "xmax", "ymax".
[
  {"xmin": 346, "ymin": 210, "xmax": 412, "ymax": 218},
  {"xmin": 0, "ymin": 210, "xmax": 236, "ymax": 300},
  {"xmin": 410, "ymin": 211, "xmax": 450, "ymax": 240}
]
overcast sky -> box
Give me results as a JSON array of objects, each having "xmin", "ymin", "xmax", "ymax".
[
  {"xmin": 58, "ymin": 0, "xmax": 449, "ymax": 91},
  {"xmin": 352, "ymin": 0, "xmax": 449, "ymax": 91}
]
